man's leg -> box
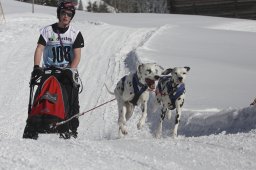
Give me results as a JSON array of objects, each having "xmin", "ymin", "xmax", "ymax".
[
  {"xmin": 64, "ymin": 80, "xmax": 80, "ymax": 138},
  {"xmin": 23, "ymin": 118, "xmax": 39, "ymax": 140},
  {"xmin": 69, "ymin": 86, "xmax": 80, "ymax": 138}
]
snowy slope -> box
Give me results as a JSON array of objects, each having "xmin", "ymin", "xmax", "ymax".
[{"xmin": 1, "ymin": 0, "xmax": 256, "ymax": 169}]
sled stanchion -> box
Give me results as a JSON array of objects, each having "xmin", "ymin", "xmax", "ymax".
[
  {"xmin": 28, "ymin": 85, "xmax": 34, "ymax": 114},
  {"xmin": 50, "ymin": 98, "xmax": 116, "ymax": 128},
  {"xmin": 28, "ymin": 73, "xmax": 41, "ymax": 114}
]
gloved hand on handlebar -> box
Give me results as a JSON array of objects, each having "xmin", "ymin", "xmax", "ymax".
[
  {"xmin": 62, "ymin": 68, "xmax": 80, "ymax": 88},
  {"xmin": 32, "ymin": 65, "xmax": 43, "ymax": 78}
]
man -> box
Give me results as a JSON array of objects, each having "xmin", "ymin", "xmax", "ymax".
[{"xmin": 23, "ymin": 1, "xmax": 84, "ymax": 139}]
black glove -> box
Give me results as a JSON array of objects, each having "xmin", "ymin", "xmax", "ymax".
[
  {"xmin": 32, "ymin": 65, "xmax": 43, "ymax": 78},
  {"xmin": 62, "ymin": 68, "xmax": 79, "ymax": 87}
]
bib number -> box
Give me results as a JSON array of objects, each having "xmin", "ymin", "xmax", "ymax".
[{"xmin": 52, "ymin": 46, "xmax": 71, "ymax": 63}]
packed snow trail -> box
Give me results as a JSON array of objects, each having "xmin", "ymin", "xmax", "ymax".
[
  {"xmin": 1, "ymin": 14, "xmax": 255, "ymax": 141},
  {"xmin": 75, "ymin": 21, "xmax": 160, "ymax": 140},
  {"xmin": 1, "ymin": 1, "xmax": 256, "ymax": 169},
  {"xmin": 0, "ymin": 14, "xmax": 159, "ymax": 140}
]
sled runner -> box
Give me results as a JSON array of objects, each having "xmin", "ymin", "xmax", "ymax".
[{"xmin": 23, "ymin": 67, "xmax": 79, "ymax": 140}]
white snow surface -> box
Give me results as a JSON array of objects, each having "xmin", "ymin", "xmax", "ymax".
[{"xmin": 1, "ymin": 0, "xmax": 256, "ymax": 169}]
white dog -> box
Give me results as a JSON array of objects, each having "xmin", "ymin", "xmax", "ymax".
[
  {"xmin": 155, "ymin": 67, "xmax": 190, "ymax": 138},
  {"xmin": 105, "ymin": 63, "xmax": 164, "ymax": 137}
]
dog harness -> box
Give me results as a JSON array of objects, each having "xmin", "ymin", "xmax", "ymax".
[
  {"xmin": 157, "ymin": 76, "xmax": 185, "ymax": 109},
  {"xmin": 121, "ymin": 72, "xmax": 148, "ymax": 105}
]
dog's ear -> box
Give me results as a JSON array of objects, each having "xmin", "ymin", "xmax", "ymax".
[
  {"xmin": 154, "ymin": 64, "xmax": 165, "ymax": 75},
  {"xmin": 158, "ymin": 65, "xmax": 165, "ymax": 71},
  {"xmin": 161, "ymin": 68, "xmax": 173, "ymax": 75},
  {"xmin": 138, "ymin": 64, "xmax": 144, "ymax": 74},
  {"xmin": 184, "ymin": 67, "xmax": 190, "ymax": 72}
]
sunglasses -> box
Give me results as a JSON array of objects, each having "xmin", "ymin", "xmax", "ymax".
[{"xmin": 60, "ymin": 11, "xmax": 73, "ymax": 17}]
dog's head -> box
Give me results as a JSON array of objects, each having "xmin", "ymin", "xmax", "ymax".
[
  {"xmin": 137, "ymin": 63, "xmax": 164, "ymax": 90},
  {"xmin": 161, "ymin": 67, "xmax": 190, "ymax": 84}
]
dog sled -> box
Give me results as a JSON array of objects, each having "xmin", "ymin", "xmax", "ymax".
[{"xmin": 23, "ymin": 67, "xmax": 80, "ymax": 140}]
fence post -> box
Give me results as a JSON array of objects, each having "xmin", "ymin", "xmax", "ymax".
[
  {"xmin": 0, "ymin": 0, "xmax": 6, "ymax": 24},
  {"xmin": 234, "ymin": 0, "xmax": 238, "ymax": 18}
]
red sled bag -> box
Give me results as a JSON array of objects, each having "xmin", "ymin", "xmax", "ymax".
[
  {"xmin": 30, "ymin": 75, "xmax": 67, "ymax": 120},
  {"xmin": 23, "ymin": 68, "xmax": 73, "ymax": 139}
]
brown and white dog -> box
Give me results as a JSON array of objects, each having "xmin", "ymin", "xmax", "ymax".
[
  {"xmin": 155, "ymin": 67, "xmax": 190, "ymax": 138},
  {"xmin": 105, "ymin": 63, "xmax": 164, "ymax": 137}
]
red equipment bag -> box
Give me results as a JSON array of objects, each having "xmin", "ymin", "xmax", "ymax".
[{"xmin": 30, "ymin": 75, "xmax": 67, "ymax": 120}]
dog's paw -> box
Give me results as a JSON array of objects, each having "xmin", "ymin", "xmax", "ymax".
[
  {"xmin": 122, "ymin": 129, "xmax": 128, "ymax": 135},
  {"xmin": 171, "ymin": 131, "xmax": 178, "ymax": 139},
  {"xmin": 155, "ymin": 121, "xmax": 163, "ymax": 138},
  {"xmin": 172, "ymin": 134, "xmax": 178, "ymax": 139},
  {"xmin": 119, "ymin": 127, "xmax": 128, "ymax": 135},
  {"xmin": 137, "ymin": 122, "xmax": 144, "ymax": 130},
  {"xmin": 154, "ymin": 132, "xmax": 162, "ymax": 139}
]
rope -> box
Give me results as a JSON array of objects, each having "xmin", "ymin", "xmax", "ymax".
[
  {"xmin": 50, "ymin": 86, "xmax": 156, "ymax": 129},
  {"xmin": 50, "ymin": 98, "xmax": 116, "ymax": 128}
]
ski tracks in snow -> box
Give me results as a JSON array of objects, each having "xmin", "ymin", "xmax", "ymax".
[
  {"xmin": 1, "ymin": 12, "xmax": 256, "ymax": 170},
  {"xmin": 76, "ymin": 21, "xmax": 161, "ymax": 140},
  {"xmin": 0, "ymin": 16, "xmax": 55, "ymax": 139},
  {"xmin": 0, "ymin": 14, "xmax": 162, "ymax": 141}
]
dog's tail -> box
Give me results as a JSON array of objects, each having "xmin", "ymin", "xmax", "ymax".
[{"xmin": 104, "ymin": 83, "xmax": 115, "ymax": 95}]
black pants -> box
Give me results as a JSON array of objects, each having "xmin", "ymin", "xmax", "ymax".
[
  {"xmin": 58, "ymin": 69, "xmax": 80, "ymax": 132},
  {"xmin": 63, "ymin": 81, "xmax": 80, "ymax": 132}
]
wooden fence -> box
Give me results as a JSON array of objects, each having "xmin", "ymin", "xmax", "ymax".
[{"xmin": 169, "ymin": 0, "xmax": 256, "ymax": 20}]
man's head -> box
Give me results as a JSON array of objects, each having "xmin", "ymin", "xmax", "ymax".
[{"xmin": 57, "ymin": 2, "xmax": 76, "ymax": 20}]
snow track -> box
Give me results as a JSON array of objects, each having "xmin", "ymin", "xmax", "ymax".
[
  {"xmin": 76, "ymin": 21, "xmax": 160, "ymax": 140},
  {"xmin": 1, "ymin": 1, "xmax": 256, "ymax": 169}
]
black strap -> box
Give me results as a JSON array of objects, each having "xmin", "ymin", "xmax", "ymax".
[
  {"xmin": 130, "ymin": 73, "xmax": 148, "ymax": 105},
  {"xmin": 56, "ymin": 29, "xmax": 70, "ymax": 64},
  {"xmin": 167, "ymin": 81, "xmax": 185, "ymax": 108}
]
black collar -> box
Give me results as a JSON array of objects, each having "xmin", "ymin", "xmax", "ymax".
[{"xmin": 52, "ymin": 23, "xmax": 69, "ymax": 34}]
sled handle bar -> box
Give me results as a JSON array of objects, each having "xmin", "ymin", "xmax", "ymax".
[{"xmin": 30, "ymin": 67, "xmax": 67, "ymax": 86}]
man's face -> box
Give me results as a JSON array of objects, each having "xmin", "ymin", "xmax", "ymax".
[{"xmin": 59, "ymin": 9, "xmax": 73, "ymax": 26}]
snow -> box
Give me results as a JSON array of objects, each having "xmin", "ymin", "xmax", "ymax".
[{"xmin": 1, "ymin": 0, "xmax": 256, "ymax": 169}]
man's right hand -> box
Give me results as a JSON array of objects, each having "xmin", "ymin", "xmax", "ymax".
[{"xmin": 32, "ymin": 65, "xmax": 43, "ymax": 78}]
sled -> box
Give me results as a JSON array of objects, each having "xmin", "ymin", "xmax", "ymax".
[{"xmin": 23, "ymin": 67, "xmax": 70, "ymax": 139}]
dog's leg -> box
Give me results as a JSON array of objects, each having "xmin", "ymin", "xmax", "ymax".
[
  {"xmin": 137, "ymin": 93, "xmax": 149, "ymax": 130},
  {"xmin": 153, "ymin": 93, "xmax": 162, "ymax": 113},
  {"xmin": 125, "ymin": 102, "xmax": 134, "ymax": 121},
  {"xmin": 166, "ymin": 110, "xmax": 172, "ymax": 120},
  {"xmin": 117, "ymin": 101, "xmax": 128, "ymax": 136},
  {"xmin": 137, "ymin": 101, "xmax": 147, "ymax": 129},
  {"xmin": 173, "ymin": 101, "xmax": 182, "ymax": 138},
  {"xmin": 155, "ymin": 107, "xmax": 167, "ymax": 138}
]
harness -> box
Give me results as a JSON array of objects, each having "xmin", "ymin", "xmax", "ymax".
[
  {"xmin": 121, "ymin": 72, "xmax": 148, "ymax": 105},
  {"xmin": 157, "ymin": 76, "xmax": 185, "ymax": 109}
]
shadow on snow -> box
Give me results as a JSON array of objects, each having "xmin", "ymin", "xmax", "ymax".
[{"xmin": 147, "ymin": 101, "xmax": 256, "ymax": 137}]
